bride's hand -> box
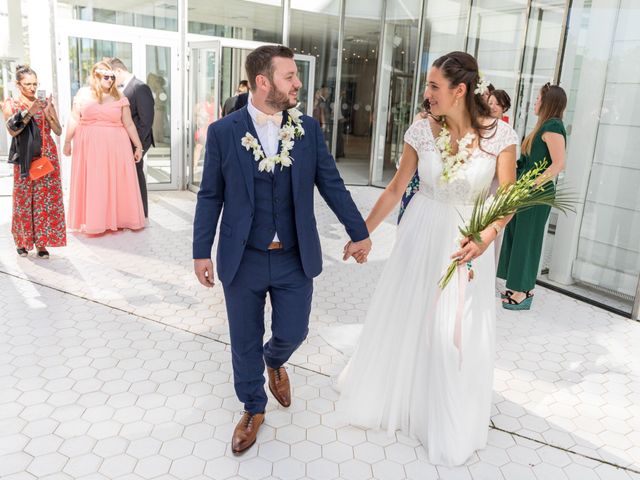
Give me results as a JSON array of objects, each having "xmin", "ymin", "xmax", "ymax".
[{"xmin": 451, "ymin": 229, "xmax": 497, "ymax": 264}]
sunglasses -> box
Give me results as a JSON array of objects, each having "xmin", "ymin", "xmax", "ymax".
[{"xmin": 102, "ymin": 75, "xmax": 116, "ymax": 81}]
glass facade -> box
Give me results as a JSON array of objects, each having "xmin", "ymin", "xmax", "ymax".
[
  {"xmin": 188, "ymin": 0, "xmax": 282, "ymax": 43},
  {"xmin": 541, "ymin": 0, "xmax": 640, "ymax": 316},
  {"xmin": 3, "ymin": 0, "xmax": 638, "ymax": 317}
]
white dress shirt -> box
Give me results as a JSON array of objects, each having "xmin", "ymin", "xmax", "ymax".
[
  {"xmin": 247, "ymin": 96, "xmax": 281, "ymax": 158},
  {"xmin": 246, "ymin": 95, "xmax": 282, "ymax": 243}
]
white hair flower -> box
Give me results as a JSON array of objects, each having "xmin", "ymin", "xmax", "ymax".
[{"xmin": 474, "ymin": 75, "xmax": 491, "ymax": 96}]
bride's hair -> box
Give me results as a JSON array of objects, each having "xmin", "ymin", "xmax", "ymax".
[{"xmin": 430, "ymin": 51, "xmax": 496, "ymax": 141}]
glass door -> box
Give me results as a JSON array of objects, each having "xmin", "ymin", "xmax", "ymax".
[
  {"xmin": 187, "ymin": 41, "xmax": 220, "ymax": 190},
  {"xmin": 293, "ymin": 54, "xmax": 315, "ymax": 117},
  {"xmin": 513, "ymin": 0, "xmax": 567, "ymax": 138}
]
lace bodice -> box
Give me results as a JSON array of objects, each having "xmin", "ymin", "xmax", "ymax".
[{"xmin": 404, "ymin": 119, "xmax": 519, "ymax": 205}]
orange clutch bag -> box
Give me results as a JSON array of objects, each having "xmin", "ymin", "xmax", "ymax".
[{"xmin": 29, "ymin": 156, "xmax": 54, "ymax": 181}]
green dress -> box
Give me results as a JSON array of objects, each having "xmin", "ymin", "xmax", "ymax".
[{"xmin": 497, "ymin": 118, "xmax": 566, "ymax": 292}]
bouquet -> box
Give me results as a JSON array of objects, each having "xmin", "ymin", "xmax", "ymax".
[{"xmin": 438, "ymin": 161, "xmax": 576, "ymax": 290}]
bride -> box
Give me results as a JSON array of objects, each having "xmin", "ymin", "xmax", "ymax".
[{"xmin": 338, "ymin": 51, "xmax": 519, "ymax": 466}]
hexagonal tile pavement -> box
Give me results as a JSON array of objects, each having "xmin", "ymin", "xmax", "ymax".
[{"xmin": 0, "ymin": 190, "xmax": 639, "ymax": 480}]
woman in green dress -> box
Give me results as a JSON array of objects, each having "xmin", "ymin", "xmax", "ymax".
[{"xmin": 497, "ymin": 83, "xmax": 567, "ymax": 310}]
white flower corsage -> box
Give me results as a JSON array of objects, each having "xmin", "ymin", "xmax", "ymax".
[{"xmin": 241, "ymin": 108, "xmax": 305, "ymax": 173}]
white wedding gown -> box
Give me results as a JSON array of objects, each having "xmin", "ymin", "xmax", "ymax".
[{"xmin": 336, "ymin": 119, "xmax": 518, "ymax": 467}]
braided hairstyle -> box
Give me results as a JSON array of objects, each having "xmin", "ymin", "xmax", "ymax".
[{"xmin": 429, "ymin": 51, "xmax": 496, "ymax": 140}]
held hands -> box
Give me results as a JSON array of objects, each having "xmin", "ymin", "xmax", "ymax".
[
  {"xmin": 450, "ymin": 228, "xmax": 496, "ymax": 265},
  {"xmin": 342, "ymin": 237, "xmax": 372, "ymax": 264},
  {"xmin": 194, "ymin": 259, "xmax": 215, "ymax": 288}
]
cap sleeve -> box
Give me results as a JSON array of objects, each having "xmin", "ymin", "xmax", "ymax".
[
  {"xmin": 541, "ymin": 118, "xmax": 566, "ymax": 137},
  {"xmin": 497, "ymin": 120, "xmax": 519, "ymax": 155},
  {"xmin": 404, "ymin": 119, "xmax": 429, "ymax": 153}
]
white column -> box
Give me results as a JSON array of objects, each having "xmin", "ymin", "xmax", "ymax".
[
  {"xmin": 25, "ymin": 0, "xmax": 55, "ymax": 94},
  {"xmin": 548, "ymin": 0, "xmax": 619, "ymax": 284},
  {"xmin": 1, "ymin": 0, "xmax": 24, "ymax": 60}
]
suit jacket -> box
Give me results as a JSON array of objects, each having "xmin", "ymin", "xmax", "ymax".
[
  {"xmin": 193, "ymin": 106, "xmax": 369, "ymax": 284},
  {"xmin": 222, "ymin": 92, "xmax": 249, "ymax": 117},
  {"xmin": 123, "ymin": 76, "xmax": 155, "ymax": 152}
]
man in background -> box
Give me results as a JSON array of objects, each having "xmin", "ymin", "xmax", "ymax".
[
  {"xmin": 222, "ymin": 80, "xmax": 249, "ymax": 117},
  {"xmin": 110, "ymin": 57, "xmax": 155, "ymax": 218}
]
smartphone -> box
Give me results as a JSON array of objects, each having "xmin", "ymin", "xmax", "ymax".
[{"xmin": 37, "ymin": 90, "xmax": 46, "ymax": 101}]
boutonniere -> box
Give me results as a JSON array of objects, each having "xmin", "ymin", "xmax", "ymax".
[{"xmin": 241, "ymin": 108, "xmax": 305, "ymax": 173}]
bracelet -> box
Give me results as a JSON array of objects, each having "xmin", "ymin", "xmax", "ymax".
[{"xmin": 490, "ymin": 222, "xmax": 503, "ymax": 236}]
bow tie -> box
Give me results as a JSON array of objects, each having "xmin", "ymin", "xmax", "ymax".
[{"xmin": 255, "ymin": 111, "xmax": 283, "ymax": 126}]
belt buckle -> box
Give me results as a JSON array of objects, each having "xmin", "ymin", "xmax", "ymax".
[{"xmin": 268, "ymin": 242, "xmax": 283, "ymax": 250}]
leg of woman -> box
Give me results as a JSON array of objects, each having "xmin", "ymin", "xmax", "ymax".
[
  {"xmin": 502, "ymin": 204, "xmax": 551, "ymax": 303},
  {"xmin": 32, "ymin": 156, "xmax": 67, "ymax": 255},
  {"xmin": 12, "ymin": 165, "xmax": 35, "ymax": 252}
]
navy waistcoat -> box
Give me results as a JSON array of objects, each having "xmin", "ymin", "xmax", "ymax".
[{"xmin": 246, "ymin": 159, "xmax": 297, "ymax": 250}]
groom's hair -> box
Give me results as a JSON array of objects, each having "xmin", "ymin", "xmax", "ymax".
[{"xmin": 245, "ymin": 45, "xmax": 295, "ymax": 91}]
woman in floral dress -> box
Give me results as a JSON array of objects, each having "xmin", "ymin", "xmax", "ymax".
[{"xmin": 3, "ymin": 65, "xmax": 66, "ymax": 258}]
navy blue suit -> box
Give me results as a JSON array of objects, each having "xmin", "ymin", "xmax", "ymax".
[{"xmin": 193, "ymin": 107, "xmax": 368, "ymax": 413}]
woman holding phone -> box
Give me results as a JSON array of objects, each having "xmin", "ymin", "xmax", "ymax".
[{"xmin": 2, "ymin": 65, "xmax": 66, "ymax": 258}]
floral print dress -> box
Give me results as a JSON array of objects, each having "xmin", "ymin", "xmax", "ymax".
[
  {"xmin": 9, "ymin": 100, "xmax": 67, "ymax": 250},
  {"xmin": 398, "ymin": 172, "xmax": 420, "ymax": 223}
]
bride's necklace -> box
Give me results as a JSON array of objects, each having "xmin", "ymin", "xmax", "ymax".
[{"xmin": 435, "ymin": 121, "xmax": 475, "ymax": 183}]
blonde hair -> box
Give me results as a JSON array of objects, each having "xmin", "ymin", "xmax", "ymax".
[
  {"xmin": 522, "ymin": 83, "xmax": 567, "ymax": 155},
  {"xmin": 89, "ymin": 61, "xmax": 120, "ymax": 103}
]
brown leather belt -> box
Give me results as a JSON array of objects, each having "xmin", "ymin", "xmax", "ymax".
[{"xmin": 267, "ymin": 241, "xmax": 283, "ymax": 250}]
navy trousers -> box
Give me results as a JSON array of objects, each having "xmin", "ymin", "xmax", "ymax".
[{"xmin": 222, "ymin": 246, "xmax": 313, "ymax": 414}]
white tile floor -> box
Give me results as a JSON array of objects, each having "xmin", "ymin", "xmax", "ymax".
[{"xmin": 0, "ymin": 188, "xmax": 639, "ymax": 480}]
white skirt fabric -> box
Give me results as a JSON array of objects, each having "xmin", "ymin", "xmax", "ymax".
[{"xmin": 336, "ymin": 191, "xmax": 496, "ymax": 467}]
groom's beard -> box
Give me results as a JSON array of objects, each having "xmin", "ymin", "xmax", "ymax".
[{"xmin": 266, "ymin": 86, "xmax": 297, "ymax": 111}]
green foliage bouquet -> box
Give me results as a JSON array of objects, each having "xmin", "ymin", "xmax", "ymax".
[{"xmin": 438, "ymin": 162, "xmax": 576, "ymax": 290}]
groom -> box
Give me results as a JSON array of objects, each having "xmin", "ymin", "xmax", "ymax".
[{"xmin": 193, "ymin": 45, "xmax": 371, "ymax": 454}]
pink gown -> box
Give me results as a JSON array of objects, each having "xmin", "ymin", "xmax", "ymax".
[{"xmin": 68, "ymin": 96, "xmax": 145, "ymax": 234}]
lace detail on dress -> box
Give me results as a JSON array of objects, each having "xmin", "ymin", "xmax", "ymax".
[
  {"xmin": 478, "ymin": 120, "xmax": 519, "ymax": 157},
  {"xmin": 419, "ymin": 179, "xmax": 476, "ymax": 206},
  {"xmin": 403, "ymin": 119, "xmax": 436, "ymax": 155},
  {"xmin": 408, "ymin": 118, "xmax": 519, "ymax": 206}
]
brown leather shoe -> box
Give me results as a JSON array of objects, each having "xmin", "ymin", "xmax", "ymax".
[
  {"xmin": 267, "ymin": 366, "xmax": 291, "ymax": 407},
  {"xmin": 231, "ymin": 411, "xmax": 264, "ymax": 454}
]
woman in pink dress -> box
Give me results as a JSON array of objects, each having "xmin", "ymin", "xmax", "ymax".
[{"xmin": 64, "ymin": 61, "xmax": 145, "ymax": 234}]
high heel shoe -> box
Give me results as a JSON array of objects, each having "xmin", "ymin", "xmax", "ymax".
[
  {"xmin": 17, "ymin": 247, "xmax": 28, "ymax": 257},
  {"xmin": 502, "ymin": 291, "xmax": 533, "ymax": 310},
  {"xmin": 36, "ymin": 249, "xmax": 50, "ymax": 259}
]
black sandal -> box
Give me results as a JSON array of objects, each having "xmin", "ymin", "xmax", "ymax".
[
  {"xmin": 36, "ymin": 249, "xmax": 50, "ymax": 259},
  {"xmin": 502, "ymin": 291, "xmax": 534, "ymax": 310},
  {"xmin": 17, "ymin": 248, "xmax": 28, "ymax": 257}
]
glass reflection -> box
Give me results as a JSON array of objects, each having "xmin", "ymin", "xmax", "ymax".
[
  {"xmin": 290, "ymin": 0, "xmax": 341, "ymax": 154},
  {"xmin": 146, "ymin": 45, "xmax": 172, "ymax": 184},
  {"xmin": 58, "ymin": 0, "xmax": 178, "ymax": 31},
  {"xmin": 338, "ymin": 1, "xmax": 383, "ymax": 185},
  {"xmin": 188, "ymin": 0, "xmax": 282, "ymax": 43}
]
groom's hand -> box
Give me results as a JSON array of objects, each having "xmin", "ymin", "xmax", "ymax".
[
  {"xmin": 194, "ymin": 258, "xmax": 215, "ymax": 287},
  {"xmin": 342, "ymin": 238, "xmax": 372, "ymax": 264}
]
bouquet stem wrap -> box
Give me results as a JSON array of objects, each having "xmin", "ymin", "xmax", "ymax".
[{"xmin": 436, "ymin": 161, "xmax": 576, "ymax": 365}]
